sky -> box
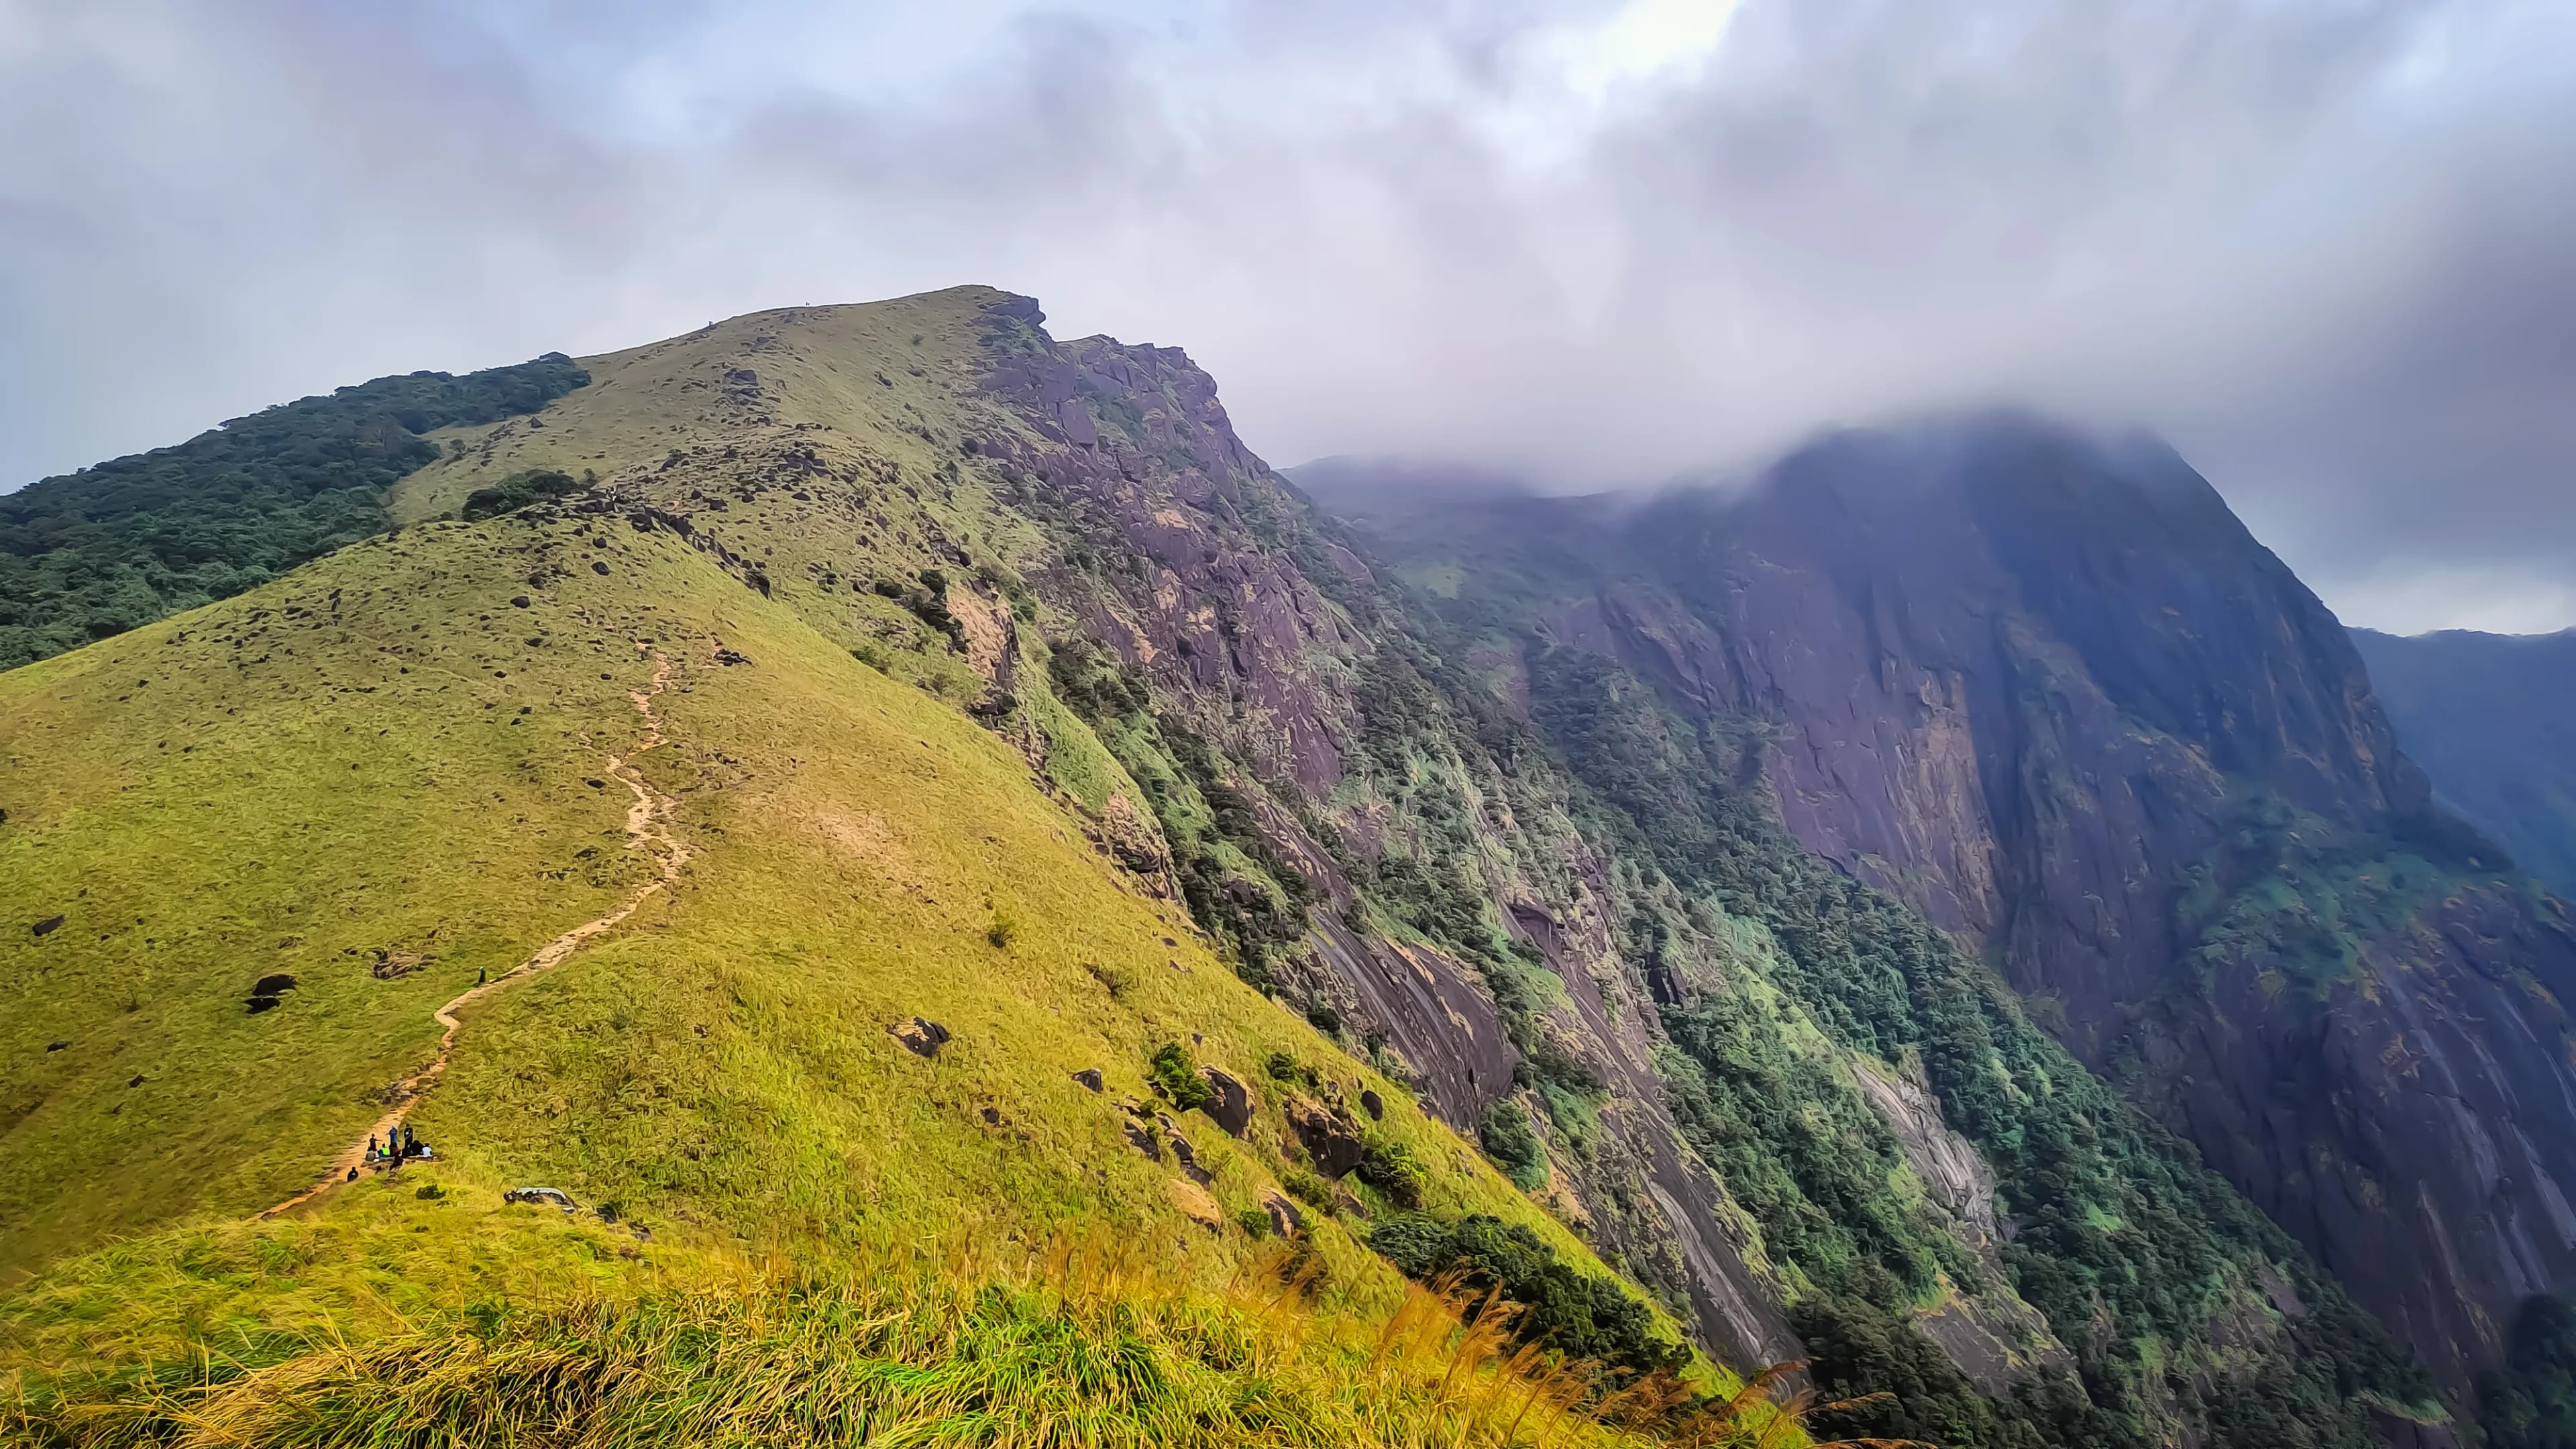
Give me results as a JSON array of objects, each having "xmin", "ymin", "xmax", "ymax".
[{"xmin": 3, "ymin": 0, "xmax": 2571, "ymax": 633}]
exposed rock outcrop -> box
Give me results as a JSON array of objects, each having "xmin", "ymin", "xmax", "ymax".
[
  {"xmin": 1331, "ymin": 415, "xmax": 2576, "ymax": 1399},
  {"xmin": 1198, "ymin": 1066, "xmax": 1252, "ymax": 1136}
]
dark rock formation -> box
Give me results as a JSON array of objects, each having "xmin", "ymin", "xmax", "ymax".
[
  {"xmin": 1161, "ymin": 1115, "xmax": 1214, "ymax": 1185},
  {"xmin": 1260, "ymin": 1187, "xmax": 1305, "ymax": 1238},
  {"xmin": 1197, "ymin": 1066, "xmax": 1252, "ymax": 1135},
  {"xmin": 1285, "ymin": 1096, "xmax": 1365, "ymax": 1179}
]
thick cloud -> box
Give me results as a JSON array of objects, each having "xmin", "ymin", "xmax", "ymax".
[{"xmin": 3, "ymin": 0, "xmax": 2569, "ymax": 629}]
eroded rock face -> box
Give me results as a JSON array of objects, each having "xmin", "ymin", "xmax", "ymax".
[
  {"xmin": 963, "ymin": 297, "xmax": 1804, "ymax": 1373},
  {"xmin": 1851, "ymin": 1058, "xmax": 1999, "ymax": 1244},
  {"xmin": 1689, "ymin": 425, "xmax": 2576, "ymax": 1395}
]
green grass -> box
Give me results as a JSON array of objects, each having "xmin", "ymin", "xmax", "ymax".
[
  {"xmin": 3, "ymin": 1219, "xmax": 1809, "ymax": 1449},
  {"xmin": 0, "ymin": 290, "xmax": 1757, "ymax": 1441},
  {"xmin": 0, "ymin": 507, "xmax": 1601, "ymax": 1282},
  {"xmin": 0, "ymin": 521, "xmax": 652, "ymax": 1266}
]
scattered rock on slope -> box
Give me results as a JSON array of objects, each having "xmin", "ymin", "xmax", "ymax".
[
  {"xmin": 889, "ymin": 1018, "xmax": 951, "ymax": 1059},
  {"xmin": 1166, "ymin": 1177, "xmax": 1224, "ymax": 1231},
  {"xmin": 1285, "ymin": 1097, "xmax": 1364, "ymax": 1178}
]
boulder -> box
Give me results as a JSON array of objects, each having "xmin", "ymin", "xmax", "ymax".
[
  {"xmin": 1359, "ymin": 1089, "xmax": 1385, "ymax": 1121},
  {"xmin": 1259, "ymin": 1187, "xmax": 1305, "ymax": 1239},
  {"xmin": 1161, "ymin": 1115, "xmax": 1214, "ymax": 1185},
  {"xmin": 1120, "ymin": 1120, "xmax": 1163, "ymax": 1163},
  {"xmin": 505, "ymin": 1186, "xmax": 578, "ymax": 1212},
  {"xmin": 1199, "ymin": 1066, "xmax": 1254, "ymax": 1135},
  {"xmin": 889, "ymin": 1017, "xmax": 951, "ymax": 1059},
  {"xmin": 1071, "ymin": 1067, "xmax": 1104, "ymax": 1092},
  {"xmin": 32, "ymin": 915, "xmax": 64, "ymax": 938},
  {"xmin": 1285, "ymin": 1096, "xmax": 1365, "ymax": 1178},
  {"xmin": 1166, "ymin": 1177, "xmax": 1224, "ymax": 1231}
]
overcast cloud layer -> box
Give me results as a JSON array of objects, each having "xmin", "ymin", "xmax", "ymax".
[{"xmin": 3, "ymin": 0, "xmax": 2570, "ymax": 631}]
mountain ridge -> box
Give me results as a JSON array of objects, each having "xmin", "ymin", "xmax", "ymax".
[{"xmin": 1, "ymin": 288, "xmax": 2534, "ymax": 1448}]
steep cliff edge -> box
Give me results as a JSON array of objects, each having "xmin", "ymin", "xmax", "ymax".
[
  {"xmin": 1332, "ymin": 415, "xmax": 2576, "ymax": 1404},
  {"xmin": 916, "ymin": 345, "xmax": 2438, "ymax": 1443}
]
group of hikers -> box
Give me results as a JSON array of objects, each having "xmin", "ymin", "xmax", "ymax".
[{"xmin": 366, "ymin": 1124, "xmax": 433, "ymax": 1167}]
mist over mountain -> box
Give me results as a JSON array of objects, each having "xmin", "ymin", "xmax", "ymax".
[
  {"xmin": 7, "ymin": 0, "xmax": 2576, "ymax": 633},
  {"xmin": 5, "ymin": 5, "xmax": 2575, "ymax": 1448},
  {"xmin": 2351, "ymin": 627, "xmax": 2576, "ymax": 900}
]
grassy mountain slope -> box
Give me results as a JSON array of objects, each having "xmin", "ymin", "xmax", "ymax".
[{"xmin": 1, "ymin": 292, "xmax": 1762, "ymax": 1446}]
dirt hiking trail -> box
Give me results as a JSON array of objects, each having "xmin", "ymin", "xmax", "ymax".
[{"xmin": 261, "ymin": 647, "xmax": 694, "ymax": 1219}]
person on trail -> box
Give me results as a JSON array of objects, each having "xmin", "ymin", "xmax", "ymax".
[
  {"xmin": 368, "ymin": 1134, "xmax": 380, "ymax": 1161},
  {"xmin": 478, "ymin": 967, "xmax": 487, "ymax": 986}
]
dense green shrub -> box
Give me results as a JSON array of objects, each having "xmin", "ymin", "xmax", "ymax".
[
  {"xmin": 460, "ymin": 467, "xmax": 583, "ymax": 521},
  {"xmin": 1146, "ymin": 1042, "xmax": 1216, "ymax": 1112},
  {"xmin": 1479, "ymin": 1102, "xmax": 1548, "ymax": 1190},
  {"xmin": 1354, "ymin": 1133, "xmax": 1426, "ymax": 1209},
  {"xmin": 2485, "ymin": 1295, "xmax": 2576, "ymax": 1449},
  {"xmin": 1368, "ymin": 1213, "xmax": 1685, "ymax": 1380}
]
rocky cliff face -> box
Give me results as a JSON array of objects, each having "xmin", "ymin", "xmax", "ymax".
[
  {"xmin": 967, "ymin": 303, "xmax": 1809, "ymax": 1367},
  {"xmin": 941, "ymin": 327, "xmax": 2435, "ymax": 1445},
  {"xmin": 1329, "ymin": 415, "xmax": 2576, "ymax": 1401}
]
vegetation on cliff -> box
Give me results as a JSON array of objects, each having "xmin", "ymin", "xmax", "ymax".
[{"xmin": 1326, "ymin": 513, "xmax": 2444, "ymax": 1446}]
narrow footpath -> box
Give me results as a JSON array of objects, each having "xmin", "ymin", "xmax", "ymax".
[{"xmin": 260, "ymin": 648, "xmax": 694, "ymax": 1219}]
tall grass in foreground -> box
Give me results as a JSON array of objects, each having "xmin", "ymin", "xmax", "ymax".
[{"xmin": 2, "ymin": 1236, "xmax": 1911, "ymax": 1448}]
